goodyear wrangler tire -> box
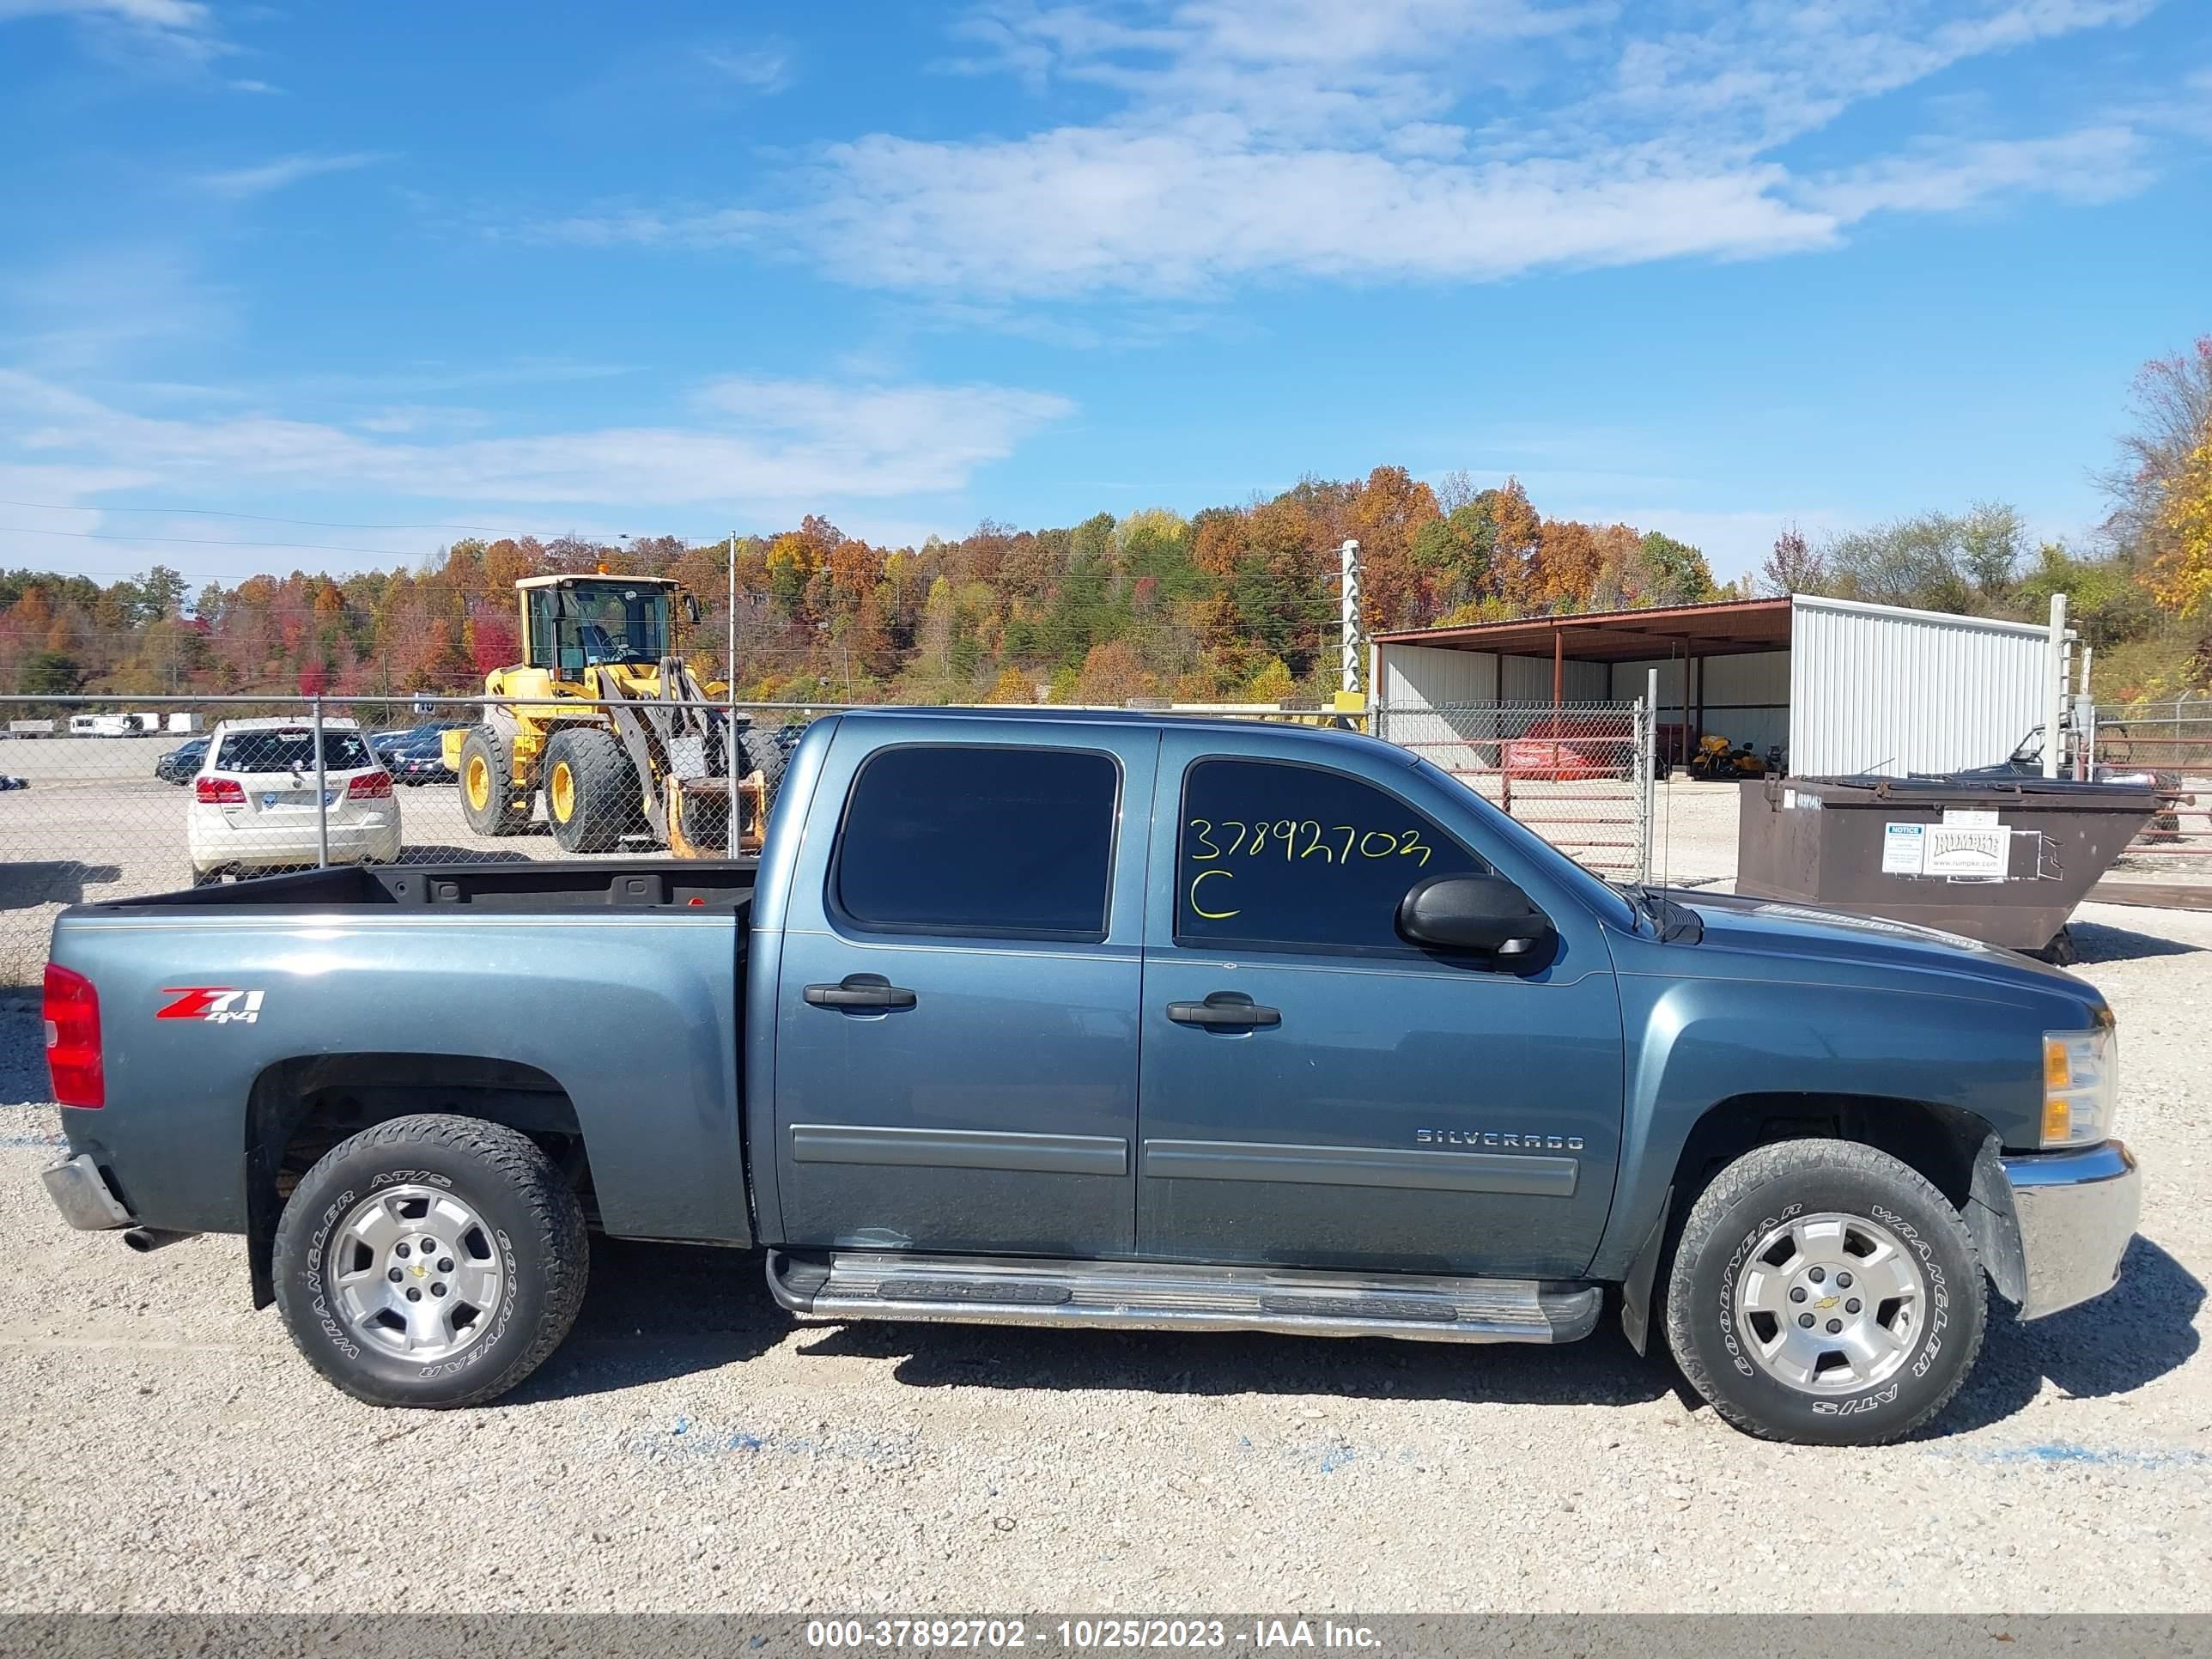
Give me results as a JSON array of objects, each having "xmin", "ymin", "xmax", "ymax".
[
  {"xmin": 544, "ymin": 726, "xmax": 636, "ymax": 854},
  {"xmin": 459, "ymin": 725, "xmax": 529, "ymax": 837},
  {"xmin": 1663, "ymin": 1139, "xmax": 1985, "ymax": 1445},
  {"xmin": 273, "ymin": 1115, "xmax": 589, "ymax": 1408}
]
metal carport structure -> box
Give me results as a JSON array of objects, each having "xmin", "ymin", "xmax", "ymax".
[{"xmin": 1372, "ymin": 594, "xmax": 2064, "ymax": 778}]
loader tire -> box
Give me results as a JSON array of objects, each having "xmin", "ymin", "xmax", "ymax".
[
  {"xmin": 737, "ymin": 723, "xmax": 787, "ymax": 795},
  {"xmin": 544, "ymin": 726, "xmax": 637, "ymax": 854},
  {"xmin": 459, "ymin": 725, "xmax": 529, "ymax": 838}
]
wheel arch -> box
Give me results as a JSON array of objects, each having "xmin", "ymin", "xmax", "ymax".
[
  {"xmin": 1616, "ymin": 1091, "xmax": 1997, "ymax": 1354},
  {"xmin": 244, "ymin": 1051, "xmax": 590, "ymax": 1310}
]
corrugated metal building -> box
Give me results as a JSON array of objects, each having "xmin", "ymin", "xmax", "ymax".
[{"xmin": 1371, "ymin": 594, "xmax": 2059, "ymax": 777}]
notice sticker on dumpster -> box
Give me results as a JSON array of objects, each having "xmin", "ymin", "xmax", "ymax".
[{"xmin": 1881, "ymin": 822, "xmax": 1926, "ymax": 873}]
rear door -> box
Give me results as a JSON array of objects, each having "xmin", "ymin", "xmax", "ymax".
[
  {"xmin": 771, "ymin": 722, "xmax": 1156, "ymax": 1258},
  {"xmin": 1135, "ymin": 732, "xmax": 1625, "ymax": 1279}
]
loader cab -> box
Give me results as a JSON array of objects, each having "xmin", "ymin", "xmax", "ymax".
[{"xmin": 520, "ymin": 577, "xmax": 677, "ymax": 681}]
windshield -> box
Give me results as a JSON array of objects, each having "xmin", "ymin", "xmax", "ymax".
[
  {"xmin": 534, "ymin": 581, "xmax": 671, "ymax": 671},
  {"xmin": 215, "ymin": 728, "xmax": 374, "ymax": 773},
  {"xmin": 2008, "ymin": 726, "xmax": 2044, "ymax": 764}
]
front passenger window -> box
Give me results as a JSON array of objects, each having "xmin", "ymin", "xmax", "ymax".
[{"xmin": 1176, "ymin": 758, "xmax": 1482, "ymax": 953}]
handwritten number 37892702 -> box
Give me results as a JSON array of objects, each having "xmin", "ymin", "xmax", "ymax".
[{"xmin": 1184, "ymin": 818, "xmax": 1433, "ymax": 920}]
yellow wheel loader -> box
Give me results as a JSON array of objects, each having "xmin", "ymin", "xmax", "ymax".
[{"xmin": 442, "ymin": 574, "xmax": 781, "ymax": 857}]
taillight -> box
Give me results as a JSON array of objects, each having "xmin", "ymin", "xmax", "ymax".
[
  {"xmin": 43, "ymin": 963, "xmax": 103, "ymax": 1109},
  {"xmin": 347, "ymin": 771, "xmax": 393, "ymax": 799},
  {"xmin": 196, "ymin": 776, "xmax": 245, "ymax": 804}
]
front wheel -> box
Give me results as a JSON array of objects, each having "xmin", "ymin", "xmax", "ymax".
[
  {"xmin": 1663, "ymin": 1139, "xmax": 1985, "ymax": 1444},
  {"xmin": 544, "ymin": 726, "xmax": 638, "ymax": 854},
  {"xmin": 458, "ymin": 725, "xmax": 529, "ymax": 838},
  {"xmin": 273, "ymin": 1115, "xmax": 589, "ymax": 1407}
]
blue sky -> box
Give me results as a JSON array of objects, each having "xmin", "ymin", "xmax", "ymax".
[{"xmin": 2, "ymin": 0, "xmax": 2208, "ymax": 588}]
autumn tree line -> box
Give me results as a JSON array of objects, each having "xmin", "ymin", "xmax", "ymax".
[
  {"xmin": 0, "ymin": 470, "xmax": 1728, "ymax": 711},
  {"xmin": 3, "ymin": 336, "xmax": 2207, "ymax": 711}
]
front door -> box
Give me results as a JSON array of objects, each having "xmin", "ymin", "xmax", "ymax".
[
  {"xmin": 773, "ymin": 730, "xmax": 1153, "ymax": 1259},
  {"xmin": 1137, "ymin": 738, "xmax": 1624, "ymax": 1279}
]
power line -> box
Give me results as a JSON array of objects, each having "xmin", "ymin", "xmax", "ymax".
[
  {"xmin": 0, "ymin": 499, "xmax": 514, "ymax": 533},
  {"xmin": 1, "ymin": 525, "xmax": 471, "ymax": 558},
  {"xmin": 0, "ymin": 524, "xmax": 719, "ymax": 564}
]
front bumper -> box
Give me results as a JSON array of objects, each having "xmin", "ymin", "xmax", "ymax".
[
  {"xmin": 1968, "ymin": 1139, "xmax": 2140, "ymax": 1320},
  {"xmin": 40, "ymin": 1152, "xmax": 134, "ymax": 1231}
]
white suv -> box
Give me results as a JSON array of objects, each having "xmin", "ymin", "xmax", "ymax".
[{"xmin": 188, "ymin": 717, "xmax": 403, "ymax": 884}]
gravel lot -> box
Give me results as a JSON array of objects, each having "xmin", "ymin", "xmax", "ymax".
[{"xmin": 1, "ymin": 770, "xmax": 2208, "ymax": 1614}]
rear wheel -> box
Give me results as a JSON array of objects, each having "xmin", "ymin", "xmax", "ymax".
[
  {"xmin": 459, "ymin": 725, "xmax": 528, "ymax": 837},
  {"xmin": 272, "ymin": 1115, "xmax": 589, "ymax": 1408},
  {"xmin": 1663, "ymin": 1139, "xmax": 1985, "ymax": 1445},
  {"xmin": 544, "ymin": 726, "xmax": 638, "ymax": 854}
]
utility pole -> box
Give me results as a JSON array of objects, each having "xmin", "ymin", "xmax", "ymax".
[{"xmin": 727, "ymin": 529, "xmax": 739, "ymax": 805}]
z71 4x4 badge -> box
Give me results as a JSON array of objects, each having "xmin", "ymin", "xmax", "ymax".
[{"xmin": 156, "ymin": 987, "xmax": 265, "ymax": 1025}]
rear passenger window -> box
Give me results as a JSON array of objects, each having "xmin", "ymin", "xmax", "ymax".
[
  {"xmin": 216, "ymin": 728, "xmax": 374, "ymax": 772},
  {"xmin": 1176, "ymin": 758, "xmax": 1482, "ymax": 953},
  {"xmin": 835, "ymin": 744, "xmax": 1119, "ymax": 939}
]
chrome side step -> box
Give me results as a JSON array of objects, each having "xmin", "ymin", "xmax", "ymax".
[{"xmin": 766, "ymin": 1250, "xmax": 1601, "ymax": 1345}]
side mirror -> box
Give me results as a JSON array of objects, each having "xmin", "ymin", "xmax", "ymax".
[
  {"xmin": 1396, "ymin": 872, "xmax": 1556, "ymax": 959},
  {"xmin": 684, "ymin": 595, "xmax": 704, "ymax": 625}
]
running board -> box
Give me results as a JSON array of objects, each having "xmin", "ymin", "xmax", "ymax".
[{"xmin": 766, "ymin": 1250, "xmax": 1601, "ymax": 1345}]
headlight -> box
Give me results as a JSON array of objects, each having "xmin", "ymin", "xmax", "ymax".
[{"xmin": 2042, "ymin": 1024, "xmax": 2118, "ymax": 1148}]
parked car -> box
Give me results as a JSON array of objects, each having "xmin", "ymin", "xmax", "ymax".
[
  {"xmin": 184, "ymin": 717, "xmax": 401, "ymax": 884},
  {"xmin": 154, "ymin": 736, "xmax": 210, "ymax": 784},
  {"xmin": 373, "ymin": 719, "xmax": 472, "ymax": 760},
  {"xmin": 40, "ymin": 708, "xmax": 2136, "ymax": 1443},
  {"xmin": 380, "ymin": 729, "xmax": 458, "ymax": 784}
]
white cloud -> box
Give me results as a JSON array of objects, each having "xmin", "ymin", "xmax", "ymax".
[
  {"xmin": 0, "ymin": 0, "xmax": 208, "ymax": 27},
  {"xmin": 0, "ymin": 368, "xmax": 1075, "ymax": 514},
  {"xmin": 0, "ymin": 0, "xmax": 231, "ymax": 70},
  {"xmin": 194, "ymin": 151, "xmax": 389, "ymax": 199},
  {"xmin": 527, "ymin": 0, "xmax": 2186, "ymax": 299},
  {"xmin": 0, "ymin": 247, "xmax": 234, "ymax": 374},
  {"xmin": 696, "ymin": 41, "xmax": 793, "ymax": 93},
  {"xmin": 1806, "ymin": 125, "xmax": 2151, "ymax": 220}
]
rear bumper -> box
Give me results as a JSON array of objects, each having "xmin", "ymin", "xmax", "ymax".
[
  {"xmin": 40, "ymin": 1152, "xmax": 134, "ymax": 1231},
  {"xmin": 189, "ymin": 812, "xmax": 403, "ymax": 872},
  {"xmin": 1969, "ymin": 1140, "xmax": 2140, "ymax": 1321}
]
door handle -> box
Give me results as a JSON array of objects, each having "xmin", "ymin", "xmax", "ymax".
[
  {"xmin": 804, "ymin": 974, "xmax": 918, "ymax": 1012},
  {"xmin": 1166, "ymin": 991, "xmax": 1280, "ymax": 1030}
]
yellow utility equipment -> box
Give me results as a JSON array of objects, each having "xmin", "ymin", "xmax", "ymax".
[{"xmin": 442, "ymin": 574, "xmax": 781, "ymax": 856}]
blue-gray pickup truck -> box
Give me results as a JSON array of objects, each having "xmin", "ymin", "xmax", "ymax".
[{"xmin": 37, "ymin": 708, "xmax": 2139, "ymax": 1443}]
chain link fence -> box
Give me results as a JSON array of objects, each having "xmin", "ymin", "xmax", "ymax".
[
  {"xmin": 2097, "ymin": 694, "xmax": 2212, "ymax": 866},
  {"xmin": 1371, "ymin": 700, "xmax": 1655, "ymax": 881},
  {"xmin": 0, "ymin": 693, "xmax": 845, "ymax": 983},
  {"xmin": 0, "ymin": 693, "xmax": 1654, "ymax": 983}
]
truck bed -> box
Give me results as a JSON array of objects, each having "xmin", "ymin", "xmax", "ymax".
[{"xmin": 89, "ymin": 859, "xmax": 759, "ymax": 915}]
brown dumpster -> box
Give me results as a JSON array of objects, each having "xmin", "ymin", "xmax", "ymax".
[{"xmin": 1735, "ymin": 774, "xmax": 2161, "ymax": 962}]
